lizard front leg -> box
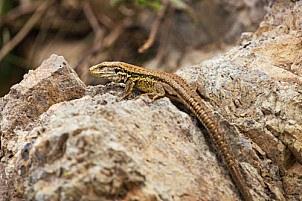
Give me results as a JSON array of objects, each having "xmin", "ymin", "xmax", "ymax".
[{"xmin": 120, "ymin": 79, "xmax": 136, "ymax": 100}]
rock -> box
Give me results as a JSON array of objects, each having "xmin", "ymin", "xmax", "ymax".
[
  {"xmin": 0, "ymin": 54, "xmax": 242, "ymax": 201},
  {"xmin": 0, "ymin": 67, "xmax": 243, "ymax": 200},
  {"xmin": 177, "ymin": 1, "xmax": 302, "ymax": 200},
  {"xmin": 0, "ymin": 54, "xmax": 86, "ymax": 151},
  {"xmin": 1, "ymin": 1, "xmax": 302, "ymax": 201},
  {"xmin": 0, "ymin": 54, "xmax": 86, "ymax": 200},
  {"xmin": 25, "ymin": 94, "xmax": 243, "ymax": 201}
]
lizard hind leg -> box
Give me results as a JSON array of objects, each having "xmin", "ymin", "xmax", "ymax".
[
  {"xmin": 162, "ymin": 83, "xmax": 184, "ymax": 103},
  {"xmin": 190, "ymin": 81, "xmax": 220, "ymax": 106}
]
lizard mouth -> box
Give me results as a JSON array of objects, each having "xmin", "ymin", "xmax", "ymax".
[{"xmin": 89, "ymin": 65, "xmax": 102, "ymax": 77}]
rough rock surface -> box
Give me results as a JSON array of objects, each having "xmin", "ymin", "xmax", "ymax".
[
  {"xmin": 0, "ymin": 55, "xmax": 86, "ymax": 154},
  {"xmin": 177, "ymin": 1, "xmax": 302, "ymax": 200},
  {"xmin": 0, "ymin": 55, "xmax": 243, "ymax": 201},
  {"xmin": 0, "ymin": 55, "xmax": 86, "ymax": 200},
  {"xmin": 25, "ymin": 93, "xmax": 242, "ymax": 201},
  {"xmin": 1, "ymin": 1, "xmax": 302, "ymax": 201}
]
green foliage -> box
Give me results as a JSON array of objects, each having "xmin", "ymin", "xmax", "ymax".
[
  {"xmin": 110, "ymin": 0, "xmax": 162, "ymax": 11},
  {"xmin": 0, "ymin": 0, "xmax": 18, "ymax": 17},
  {"xmin": 110, "ymin": 0, "xmax": 197, "ymax": 23},
  {"xmin": 170, "ymin": 0, "xmax": 198, "ymax": 24}
]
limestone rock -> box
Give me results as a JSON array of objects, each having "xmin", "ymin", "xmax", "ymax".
[
  {"xmin": 1, "ymin": 1, "xmax": 302, "ymax": 201},
  {"xmin": 177, "ymin": 1, "xmax": 302, "ymax": 200},
  {"xmin": 25, "ymin": 93, "xmax": 242, "ymax": 201},
  {"xmin": 0, "ymin": 54, "xmax": 86, "ymax": 153},
  {"xmin": 0, "ymin": 55, "xmax": 86, "ymax": 200},
  {"xmin": 0, "ymin": 54, "xmax": 243, "ymax": 200}
]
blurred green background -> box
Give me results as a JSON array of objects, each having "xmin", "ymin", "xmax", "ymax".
[{"xmin": 0, "ymin": 0, "xmax": 266, "ymax": 96}]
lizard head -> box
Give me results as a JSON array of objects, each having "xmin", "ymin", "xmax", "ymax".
[{"xmin": 89, "ymin": 62, "xmax": 127, "ymax": 83}]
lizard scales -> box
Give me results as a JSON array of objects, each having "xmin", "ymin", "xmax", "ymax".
[{"xmin": 89, "ymin": 61, "xmax": 253, "ymax": 201}]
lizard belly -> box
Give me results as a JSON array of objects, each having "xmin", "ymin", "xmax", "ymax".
[{"xmin": 134, "ymin": 79, "xmax": 155, "ymax": 93}]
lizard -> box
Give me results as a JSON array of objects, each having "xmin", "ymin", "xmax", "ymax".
[{"xmin": 89, "ymin": 61, "xmax": 253, "ymax": 201}]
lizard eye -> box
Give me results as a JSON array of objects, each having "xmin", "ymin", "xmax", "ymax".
[{"xmin": 114, "ymin": 68, "xmax": 123, "ymax": 74}]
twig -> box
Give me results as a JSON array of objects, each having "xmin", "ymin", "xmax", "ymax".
[
  {"xmin": 96, "ymin": 12, "xmax": 114, "ymax": 29},
  {"xmin": 138, "ymin": 0, "xmax": 169, "ymax": 53},
  {"xmin": 103, "ymin": 23, "xmax": 123, "ymax": 48},
  {"xmin": 82, "ymin": 1, "xmax": 100, "ymax": 33},
  {"xmin": 0, "ymin": 1, "xmax": 41, "ymax": 27},
  {"xmin": 156, "ymin": 5, "xmax": 175, "ymax": 66},
  {"xmin": 73, "ymin": 30, "xmax": 104, "ymax": 72},
  {"xmin": 0, "ymin": 0, "xmax": 55, "ymax": 62},
  {"xmin": 74, "ymin": 1, "xmax": 104, "ymax": 71}
]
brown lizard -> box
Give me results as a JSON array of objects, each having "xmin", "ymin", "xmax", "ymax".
[{"xmin": 89, "ymin": 61, "xmax": 253, "ymax": 201}]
